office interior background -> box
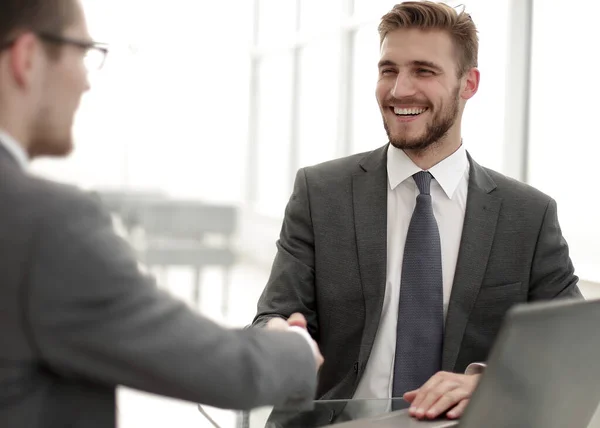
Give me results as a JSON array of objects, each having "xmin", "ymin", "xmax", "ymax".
[{"xmin": 29, "ymin": 0, "xmax": 600, "ymax": 427}]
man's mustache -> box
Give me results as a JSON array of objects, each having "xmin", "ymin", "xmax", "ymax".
[{"xmin": 384, "ymin": 97, "xmax": 432, "ymax": 108}]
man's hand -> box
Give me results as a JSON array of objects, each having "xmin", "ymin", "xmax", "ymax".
[
  {"xmin": 266, "ymin": 313, "xmax": 324, "ymax": 369},
  {"xmin": 403, "ymin": 371, "xmax": 481, "ymax": 420},
  {"xmin": 286, "ymin": 312, "xmax": 308, "ymax": 329}
]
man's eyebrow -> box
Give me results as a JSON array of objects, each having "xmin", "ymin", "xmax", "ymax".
[
  {"xmin": 412, "ymin": 60, "xmax": 444, "ymax": 72},
  {"xmin": 378, "ymin": 59, "xmax": 397, "ymax": 69},
  {"xmin": 377, "ymin": 59, "xmax": 444, "ymax": 73}
]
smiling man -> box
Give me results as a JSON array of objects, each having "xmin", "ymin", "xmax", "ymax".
[{"xmin": 253, "ymin": 0, "xmax": 582, "ymax": 422}]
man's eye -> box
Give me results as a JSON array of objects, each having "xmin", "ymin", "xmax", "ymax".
[
  {"xmin": 417, "ymin": 69, "xmax": 435, "ymax": 76},
  {"xmin": 381, "ymin": 69, "xmax": 396, "ymax": 75}
]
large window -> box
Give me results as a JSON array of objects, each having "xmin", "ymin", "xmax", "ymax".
[
  {"xmin": 254, "ymin": 53, "xmax": 295, "ymax": 216},
  {"xmin": 458, "ymin": 1, "xmax": 509, "ymax": 172},
  {"xmin": 528, "ymin": 0, "xmax": 600, "ymax": 282},
  {"xmin": 352, "ymin": 26, "xmax": 389, "ymax": 154},
  {"xmin": 32, "ymin": 0, "xmax": 251, "ymax": 204},
  {"xmin": 297, "ymin": 38, "xmax": 341, "ymax": 168}
]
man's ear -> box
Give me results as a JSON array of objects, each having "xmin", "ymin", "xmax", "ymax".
[
  {"xmin": 9, "ymin": 33, "xmax": 41, "ymax": 88},
  {"xmin": 460, "ymin": 67, "xmax": 480, "ymax": 101}
]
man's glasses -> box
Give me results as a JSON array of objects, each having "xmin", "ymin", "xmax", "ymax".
[
  {"xmin": 37, "ymin": 33, "xmax": 109, "ymax": 71},
  {"xmin": 0, "ymin": 32, "xmax": 109, "ymax": 71}
]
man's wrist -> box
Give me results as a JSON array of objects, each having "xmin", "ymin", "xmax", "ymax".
[{"xmin": 288, "ymin": 326, "xmax": 319, "ymax": 359}]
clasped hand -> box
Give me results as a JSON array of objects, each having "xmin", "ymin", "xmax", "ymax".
[{"xmin": 404, "ymin": 371, "xmax": 481, "ymax": 420}]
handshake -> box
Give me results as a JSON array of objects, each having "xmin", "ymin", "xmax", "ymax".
[{"xmin": 266, "ymin": 313, "xmax": 325, "ymax": 371}]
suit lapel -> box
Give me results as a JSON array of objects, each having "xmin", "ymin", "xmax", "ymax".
[
  {"xmin": 442, "ymin": 155, "xmax": 502, "ymax": 371},
  {"xmin": 353, "ymin": 145, "xmax": 389, "ymax": 368}
]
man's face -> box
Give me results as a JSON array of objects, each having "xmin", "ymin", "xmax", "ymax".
[
  {"xmin": 30, "ymin": 1, "xmax": 91, "ymax": 157},
  {"xmin": 375, "ymin": 28, "xmax": 475, "ymax": 152}
]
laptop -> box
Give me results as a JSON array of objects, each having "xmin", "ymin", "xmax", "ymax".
[{"xmin": 335, "ymin": 298, "xmax": 600, "ymax": 428}]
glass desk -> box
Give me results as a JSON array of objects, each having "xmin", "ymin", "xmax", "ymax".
[{"xmin": 199, "ymin": 398, "xmax": 411, "ymax": 428}]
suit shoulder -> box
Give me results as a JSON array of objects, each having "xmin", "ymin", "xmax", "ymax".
[
  {"xmin": 484, "ymin": 167, "xmax": 553, "ymax": 204},
  {"xmin": 7, "ymin": 170, "xmax": 105, "ymax": 222},
  {"xmin": 302, "ymin": 150, "xmax": 376, "ymax": 180}
]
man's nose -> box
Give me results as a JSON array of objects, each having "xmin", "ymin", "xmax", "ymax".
[{"xmin": 391, "ymin": 73, "xmax": 417, "ymax": 99}]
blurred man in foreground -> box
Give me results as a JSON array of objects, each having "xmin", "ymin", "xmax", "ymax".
[{"xmin": 0, "ymin": 1, "xmax": 322, "ymax": 427}]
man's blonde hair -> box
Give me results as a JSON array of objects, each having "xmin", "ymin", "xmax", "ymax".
[{"xmin": 378, "ymin": 1, "xmax": 479, "ymax": 76}]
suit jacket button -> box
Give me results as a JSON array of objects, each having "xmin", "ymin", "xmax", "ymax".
[{"xmin": 329, "ymin": 409, "xmax": 335, "ymax": 422}]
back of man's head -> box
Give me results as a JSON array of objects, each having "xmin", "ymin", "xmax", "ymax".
[{"xmin": 0, "ymin": 0, "xmax": 78, "ymax": 47}]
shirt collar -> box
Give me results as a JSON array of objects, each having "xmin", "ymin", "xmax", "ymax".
[
  {"xmin": 387, "ymin": 143, "xmax": 469, "ymax": 199},
  {"xmin": 0, "ymin": 129, "xmax": 28, "ymax": 170}
]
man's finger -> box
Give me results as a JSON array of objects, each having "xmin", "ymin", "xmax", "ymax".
[
  {"xmin": 409, "ymin": 374, "xmax": 445, "ymax": 414},
  {"xmin": 447, "ymin": 398, "xmax": 470, "ymax": 419},
  {"xmin": 266, "ymin": 317, "xmax": 289, "ymax": 331},
  {"xmin": 288, "ymin": 313, "xmax": 308, "ymax": 328},
  {"xmin": 403, "ymin": 389, "xmax": 418, "ymax": 403},
  {"xmin": 412, "ymin": 379, "xmax": 459, "ymax": 419},
  {"xmin": 315, "ymin": 350, "xmax": 325, "ymax": 369},
  {"xmin": 423, "ymin": 385, "xmax": 468, "ymax": 419}
]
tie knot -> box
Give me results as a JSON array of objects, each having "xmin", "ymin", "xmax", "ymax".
[{"xmin": 413, "ymin": 171, "xmax": 433, "ymax": 195}]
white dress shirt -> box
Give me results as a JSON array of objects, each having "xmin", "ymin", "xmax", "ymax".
[
  {"xmin": 353, "ymin": 144, "xmax": 470, "ymax": 399},
  {"xmin": 0, "ymin": 129, "xmax": 28, "ymax": 169}
]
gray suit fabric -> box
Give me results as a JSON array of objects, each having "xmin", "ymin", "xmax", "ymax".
[
  {"xmin": 0, "ymin": 145, "xmax": 317, "ymax": 428},
  {"xmin": 253, "ymin": 144, "xmax": 581, "ymax": 400}
]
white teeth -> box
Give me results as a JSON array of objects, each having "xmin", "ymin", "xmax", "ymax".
[{"xmin": 394, "ymin": 107, "xmax": 427, "ymax": 115}]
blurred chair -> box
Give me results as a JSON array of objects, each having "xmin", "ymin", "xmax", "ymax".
[
  {"xmin": 94, "ymin": 190, "xmax": 237, "ymax": 315},
  {"xmin": 136, "ymin": 199, "xmax": 237, "ymax": 314},
  {"xmin": 92, "ymin": 189, "xmax": 168, "ymax": 233}
]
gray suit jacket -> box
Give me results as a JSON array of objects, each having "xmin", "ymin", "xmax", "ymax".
[
  {"xmin": 0, "ymin": 146, "xmax": 317, "ymax": 428},
  {"xmin": 253, "ymin": 144, "xmax": 581, "ymax": 400}
]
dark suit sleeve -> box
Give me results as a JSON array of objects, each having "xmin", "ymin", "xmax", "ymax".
[
  {"xmin": 528, "ymin": 198, "xmax": 582, "ymax": 300},
  {"xmin": 253, "ymin": 168, "xmax": 319, "ymax": 339},
  {"xmin": 25, "ymin": 191, "xmax": 317, "ymax": 410}
]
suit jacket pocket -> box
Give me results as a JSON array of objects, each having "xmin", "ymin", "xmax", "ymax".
[
  {"xmin": 467, "ymin": 281, "xmax": 526, "ymax": 344},
  {"xmin": 461, "ymin": 282, "xmax": 526, "ymax": 365},
  {"xmin": 476, "ymin": 281, "xmax": 524, "ymax": 309},
  {"xmin": 480, "ymin": 281, "xmax": 522, "ymax": 289}
]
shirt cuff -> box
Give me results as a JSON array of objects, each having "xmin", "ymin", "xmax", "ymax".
[
  {"xmin": 288, "ymin": 326, "xmax": 319, "ymax": 360},
  {"xmin": 465, "ymin": 362, "xmax": 487, "ymax": 375}
]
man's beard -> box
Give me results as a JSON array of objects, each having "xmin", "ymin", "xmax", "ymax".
[
  {"xmin": 384, "ymin": 86, "xmax": 460, "ymax": 153},
  {"xmin": 29, "ymin": 107, "xmax": 75, "ymax": 158}
]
